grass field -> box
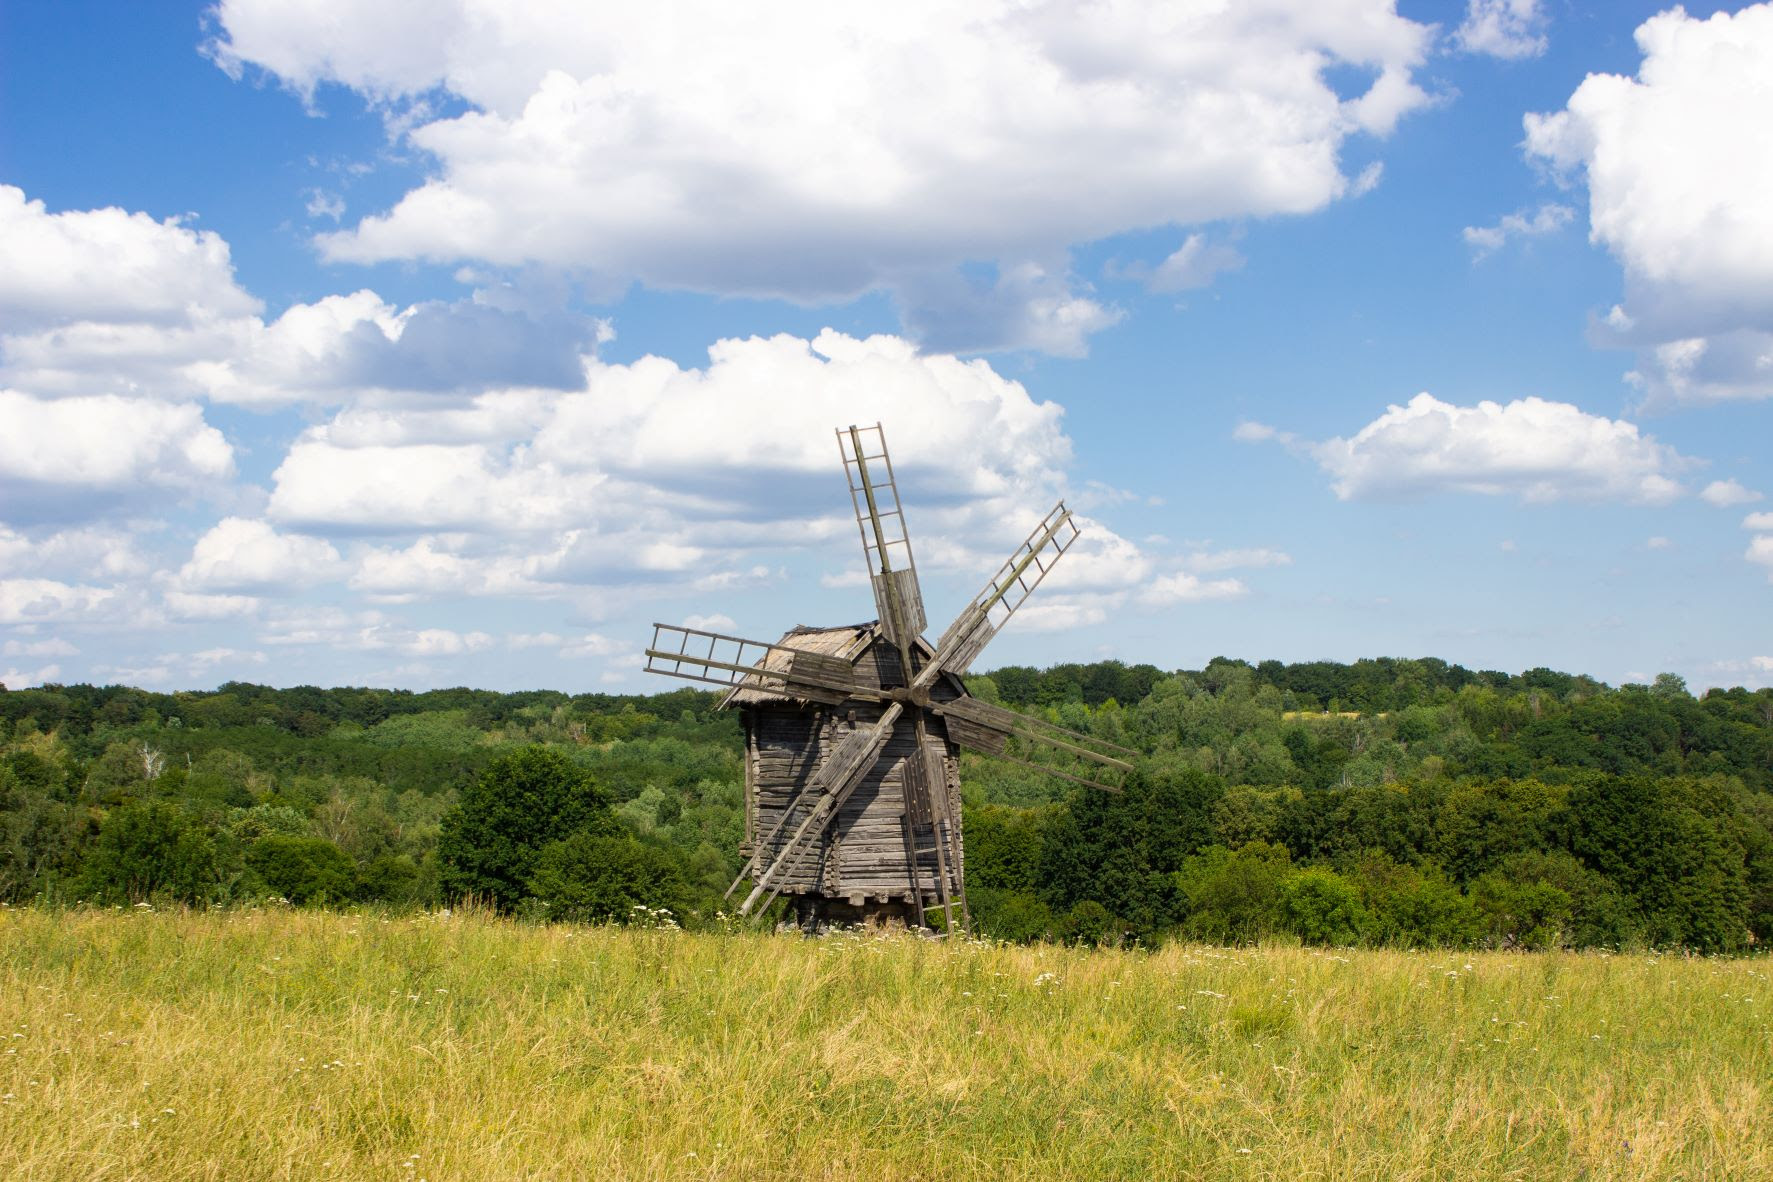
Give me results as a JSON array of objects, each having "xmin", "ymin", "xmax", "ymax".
[{"xmin": 1, "ymin": 907, "xmax": 1768, "ymax": 1180}]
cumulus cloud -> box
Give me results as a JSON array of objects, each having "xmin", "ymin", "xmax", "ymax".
[
  {"xmin": 0, "ymin": 579, "xmax": 121, "ymax": 625},
  {"xmin": 1700, "ymin": 479, "xmax": 1763, "ymax": 508},
  {"xmin": 1275, "ymin": 392, "xmax": 1691, "ymax": 504},
  {"xmin": 209, "ymin": 0, "xmax": 1433, "ymax": 354},
  {"xmin": 1, "ymin": 664, "xmax": 62, "ymax": 691},
  {"xmin": 1749, "ymin": 534, "xmax": 1773, "ymax": 581},
  {"xmin": 0, "ymin": 393, "xmax": 234, "ymax": 521},
  {"xmin": 176, "ymin": 518, "xmax": 345, "ymax": 593},
  {"xmin": 1453, "ymin": 0, "xmax": 1549, "ymax": 60},
  {"xmin": 164, "ymin": 591, "xmax": 260, "ymax": 621},
  {"xmin": 1462, "ymin": 203, "xmax": 1573, "ymax": 260},
  {"xmin": 0, "ymin": 525, "xmax": 152, "ymax": 581},
  {"xmin": 1524, "ymin": 5, "xmax": 1773, "ymax": 405},
  {"xmin": 0, "ymin": 186, "xmax": 258, "ymax": 332},
  {"xmin": 0, "ymin": 187, "xmax": 597, "ymax": 412},
  {"xmin": 270, "ymin": 329, "xmax": 1073, "ymax": 544},
  {"xmin": 1138, "ymin": 572, "xmax": 1249, "ymax": 606}
]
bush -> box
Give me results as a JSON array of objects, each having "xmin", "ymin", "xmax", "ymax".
[
  {"xmin": 1054, "ymin": 900, "xmax": 1121, "ymax": 946},
  {"xmin": 80, "ymin": 800, "xmax": 220, "ymax": 904},
  {"xmin": 246, "ymin": 835, "xmax": 357, "ymax": 904},
  {"xmin": 1174, "ymin": 842, "xmax": 1289, "ymax": 944},
  {"xmin": 527, "ymin": 832, "xmax": 693, "ymax": 924},
  {"xmin": 969, "ymin": 887, "xmax": 1054, "ymax": 943},
  {"xmin": 1280, "ymin": 867, "xmax": 1370, "ymax": 945},
  {"xmin": 357, "ymin": 853, "xmax": 422, "ymax": 904},
  {"xmin": 1349, "ymin": 853, "xmax": 1483, "ymax": 948}
]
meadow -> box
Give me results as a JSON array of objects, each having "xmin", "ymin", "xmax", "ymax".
[{"xmin": 1, "ymin": 907, "xmax": 1767, "ymax": 1181}]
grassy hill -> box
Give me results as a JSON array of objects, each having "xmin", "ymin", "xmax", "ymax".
[{"xmin": 2, "ymin": 907, "xmax": 1767, "ymax": 1180}]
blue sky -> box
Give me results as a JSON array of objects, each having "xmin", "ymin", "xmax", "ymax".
[{"xmin": 2, "ymin": 0, "xmax": 1769, "ymax": 694}]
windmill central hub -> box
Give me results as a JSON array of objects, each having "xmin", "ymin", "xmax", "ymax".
[{"xmin": 887, "ymin": 686, "xmax": 932, "ymax": 707}]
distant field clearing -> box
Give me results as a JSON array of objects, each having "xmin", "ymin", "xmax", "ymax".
[{"xmin": 1, "ymin": 908, "xmax": 1767, "ymax": 1180}]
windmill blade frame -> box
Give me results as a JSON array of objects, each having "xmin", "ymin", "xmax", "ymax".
[
  {"xmin": 644, "ymin": 622, "xmax": 881, "ymax": 705},
  {"xmin": 921, "ymin": 501, "xmax": 1080, "ymax": 685},
  {"xmin": 837, "ymin": 423, "xmax": 927, "ymax": 649},
  {"xmin": 931, "ymin": 696, "xmax": 1134, "ymax": 794}
]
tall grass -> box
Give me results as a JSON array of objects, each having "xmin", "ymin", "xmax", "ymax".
[{"xmin": 1, "ymin": 905, "xmax": 1767, "ymax": 1180}]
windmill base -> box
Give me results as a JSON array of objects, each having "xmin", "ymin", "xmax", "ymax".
[{"xmin": 785, "ymin": 894, "xmax": 945, "ymax": 934}]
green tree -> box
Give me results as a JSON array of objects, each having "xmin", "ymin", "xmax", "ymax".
[
  {"xmin": 80, "ymin": 801, "xmax": 219, "ymax": 904},
  {"xmin": 437, "ymin": 746, "xmax": 613, "ymax": 909}
]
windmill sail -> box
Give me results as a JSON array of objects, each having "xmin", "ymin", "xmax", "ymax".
[
  {"xmin": 924, "ymin": 501, "xmax": 1079, "ymax": 683},
  {"xmin": 643, "ymin": 623, "xmax": 877, "ymax": 705},
  {"xmin": 838, "ymin": 424, "xmax": 927, "ymax": 647},
  {"xmin": 931, "ymin": 697, "xmax": 1134, "ymax": 793}
]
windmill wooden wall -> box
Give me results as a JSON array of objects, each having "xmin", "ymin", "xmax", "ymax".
[{"xmin": 728, "ymin": 624, "xmax": 964, "ymax": 911}]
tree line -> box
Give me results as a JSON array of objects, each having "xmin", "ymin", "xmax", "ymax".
[{"xmin": 1, "ymin": 658, "xmax": 1768, "ymax": 950}]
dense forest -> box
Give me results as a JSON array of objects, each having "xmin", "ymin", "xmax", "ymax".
[{"xmin": 2, "ymin": 656, "xmax": 1769, "ymax": 951}]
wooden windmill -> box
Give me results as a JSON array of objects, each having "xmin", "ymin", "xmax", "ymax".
[{"xmin": 642, "ymin": 424, "xmax": 1132, "ymax": 932}]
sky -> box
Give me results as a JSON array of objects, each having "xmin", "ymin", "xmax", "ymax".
[{"xmin": 1, "ymin": 0, "xmax": 1770, "ymax": 696}]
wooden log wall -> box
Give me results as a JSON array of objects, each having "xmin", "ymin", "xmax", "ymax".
[{"xmin": 742, "ymin": 699, "xmax": 963, "ymax": 904}]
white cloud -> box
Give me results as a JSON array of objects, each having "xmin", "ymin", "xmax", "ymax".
[
  {"xmin": 1114, "ymin": 234, "xmax": 1245, "ymax": 294},
  {"xmin": 189, "ymin": 647, "xmax": 268, "ymax": 667},
  {"xmin": 268, "ymin": 441, "xmax": 584, "ymax": 532},
  {"xmin": 1302, "ymin": 392, "xmax": 1690, "ymax": 504},
  {"xmin": 1743, "ymin": 512, "xmax": 1773, "ymax": 531},
  {"xmin": 1150, "ymin": 235, "xmax": 1245, "ymax": 293},
  {"xmin": 0, "ymin": 185, "xmax": 258, "ymax": 332},
  {"xmin": 0, "ymin": 186, "xmax": 599, "ymax": 413},
  {"xmin": 1013, "ymin": 599, "xmax": 1110, "ymax": 633},
  {"xmin": 1645, "ymin": 536, "xmax": 1671, "ymax": 550},
  {"xmin": 0, "ymin": 525, "xmax": 152, "ymax": 580},
  {"xmin": 0, "ymin": 392, "xmax": 233, "ymax": 517},
  {"xmin": 1, "ymin": 664, "xmax": 62, "ymax": 690},
  {"xmin": 560, "ymin": 633, "xmax": 626, "ymax": 660},
  {"xmin": 349, "ymin": 536, "xmax": 556, "ymax": 601},
  {"xmin": 401, "ymin": 628, "xmax": 494, "ymax": 657},
  {"xmin": 1748, "ymin": 534, "xmax": 1773, "ymax": 581},
  {"xmin": 178, "ymin": 518, "xmax": 344, "ymax": 593},
  {"xmin": 0, "ymin": 579, "xmax": 120, "ymax": 625},
  {"xmin": 211, "ymin": 0, "xmax": 1433, "ymax": 354},
  {"xmin": 1628, "ymin": 331, "xmax": 1773, "ymax": 407},
  {"xmin": 1462, "ymin": 203, "xmax": 1573, "ymax": 260},
  {"xmin": 1700, "ymin": 479, "xmax": 1763, "ymax": 508},
  {"xmin": 1138, "ymin": 572, "xmax": 1248, "ymax": 606},
  {"xmin": 1453, "ymin": 0, "xmax": 1548, "ymax": 60},
  {"xmin": 3, "ymin": 638, "xmax": 77, "ymax": 658},
  {"xmin": 1524, "ymin": 5, "xmax": 1773, "ymax": 405},
  {"xmin": 270, "ymin": 330, "xmax": 1073, "ymax": 551},
  {"xmin": 164, "ymin": 590, "xmax": 260, "ymax": 620},
  {"xmin": 682, "ymin": 613, "xmax": 736, "ymax": 633}
]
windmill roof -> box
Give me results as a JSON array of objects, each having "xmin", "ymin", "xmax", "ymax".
[{"xmin": 720, "ymin": 621, "xmax": 947, "ymax": 708}]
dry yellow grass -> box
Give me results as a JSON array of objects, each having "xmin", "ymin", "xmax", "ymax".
[{"xmin": 1, "ymin": 905, "xmax": 1767, "ymax": 1180}]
